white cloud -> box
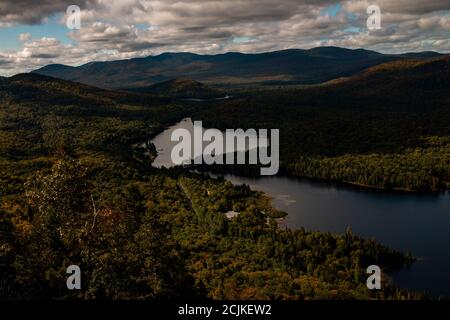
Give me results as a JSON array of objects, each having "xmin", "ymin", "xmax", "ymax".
[
  {"xmin": 19, "ymin": 32, "xmax": 31, "ymax": 41},
  {"xmin": 0, "ymin": 0, "xmax": 449, "ymax": 75}
]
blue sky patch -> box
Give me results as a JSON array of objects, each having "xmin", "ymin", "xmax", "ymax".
[
  {"xmin": 0, "ymin": 14, "xmax": 71, "ymax": 50},
  {"xmin": 320, "ymin": 4, "xmax": 342, "ymax": 17}
]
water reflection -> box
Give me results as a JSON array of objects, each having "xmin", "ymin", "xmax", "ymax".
[{"xmin": 150, "ymin": 119, "xmax": 450, "ymax": 298}]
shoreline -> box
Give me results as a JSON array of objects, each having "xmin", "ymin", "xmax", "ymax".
[
  {"xmin": 191, "ymin": 165, "xmax": 449, "ymax": 196},
  {"xmin": 143, "ymin": 117, "xmax": 449, "ymax": 196}
]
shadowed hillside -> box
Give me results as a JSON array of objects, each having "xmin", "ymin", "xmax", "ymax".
[
  {"xmin": 123, "ymin": 77, "xmax": 225, "ymax": 99},
  {"xmin": 0, "ymin": 73, "xmax": 189, "ymax": 163},
  {"xmin": 195, "ymin": 55, "xmax": 450, "ymax": 191},
  {"xmin": 325, "ymin": 55, "xmax": 450, "ymax": 96}
]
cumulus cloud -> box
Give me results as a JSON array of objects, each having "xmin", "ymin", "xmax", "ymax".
[
  {"xmin": 19, "ymin": 32, "xmax": 31, "ymax": 41},
  {"xmin": 0, "ymin": 0, "xmax": 95, "ymax": 24},
  {"xmin": 0, "ymin": 0, "xmax": 449, "ymax": 75}
]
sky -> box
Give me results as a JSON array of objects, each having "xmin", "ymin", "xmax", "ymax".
[{"xmin": 0, "ymin": 0, "xmax": 449, "ymax": 76}]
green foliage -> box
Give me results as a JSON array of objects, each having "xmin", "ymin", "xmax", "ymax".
[
  {"xmin": 0, "ymin": 72, "xmax": 427, "ymax": 300},
  {"xmin": 126, "ymin": 78, "xmax": 225, "ymax": 100},
  {"xmin": 195, "ymin": 57, "xmax": 450, "ymax": 191},
  {"xmin": 287, "ymin": 138, "xmax": 450, "ymax": 191}
]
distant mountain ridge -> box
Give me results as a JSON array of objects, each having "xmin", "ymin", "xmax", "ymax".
[{"xmin": 32, "ymin": 47, "xmax": 443, "ymax": 89}]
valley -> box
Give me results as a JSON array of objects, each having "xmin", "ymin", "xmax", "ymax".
[
  {"xmin": 150, "ymin": 118, "xmax": 450, "ymax": 298},
  {"xmin": 0, "ymin": 50, "xmax": 449, "ymax": 300}
]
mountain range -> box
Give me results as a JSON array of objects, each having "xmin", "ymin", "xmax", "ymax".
[{"xmin": 32, "ymin": 47, "xmax": 443, "ymax": 89}]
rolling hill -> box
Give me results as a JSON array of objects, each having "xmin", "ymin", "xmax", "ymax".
[
  {"xmin": 324, "ymin": 55, "xmax": 450, "ymax": 96},
  {"xmin": 1, "ymin": 73, "xmax": 172, "ymax": 109},
  {"xmin": 32, "ymin": 47, "xmax": 442, "ymax": 89},
  {"xmin": 194, "ymin": 55, "xmax": 450, "ymax": 191},
  {"xmin": 123, "ymin": 77, "xmax": 225, "ymax": 99}
]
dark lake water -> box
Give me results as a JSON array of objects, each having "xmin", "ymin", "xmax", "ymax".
[{"xmin": 151, "ymin": 119, "xmax": 450, "ymax": 298}]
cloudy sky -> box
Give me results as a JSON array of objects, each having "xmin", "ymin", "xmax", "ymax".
[{"xmin": 0, "ymin": 0, "xmax": 449, "ymax": 75}]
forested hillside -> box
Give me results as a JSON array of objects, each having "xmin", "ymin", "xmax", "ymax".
[
  {"xmin": 0, "ymin": 74, "xmax": 418, "ymax": 299},
  {"xmin": 196, "ymin": 56, "xmax": 450, "ymax": 191},
  {"xmin": 124, "ymin": 78, "xmax": 225, "ymax": 99}
]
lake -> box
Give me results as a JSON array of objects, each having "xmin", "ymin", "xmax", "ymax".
[{"xmin": 151, "ymin": 118, "xmax": 450, "ymax": 298}]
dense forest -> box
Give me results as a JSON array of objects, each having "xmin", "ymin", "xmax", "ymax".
[
  {"xmin": 0, "ymin": 73, "xmax": 421, "ymax": 299},
  {"xmin": 195, "ymin": 56, "xmax": 450, "ymax": 191}
]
